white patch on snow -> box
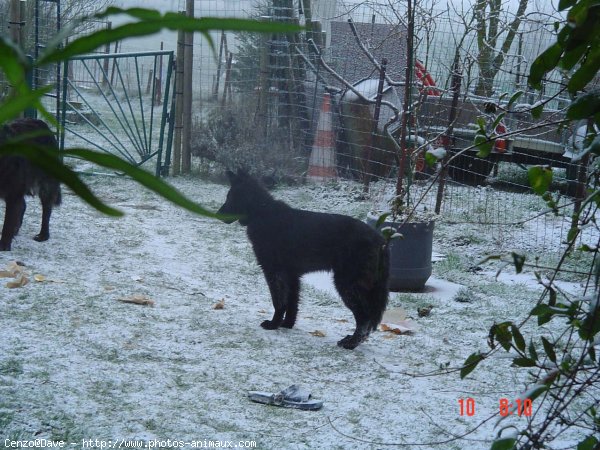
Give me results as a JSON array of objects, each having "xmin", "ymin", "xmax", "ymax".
[{"xmin": 304, "ymin": 271, "xmax": 464, "ymax": 303}]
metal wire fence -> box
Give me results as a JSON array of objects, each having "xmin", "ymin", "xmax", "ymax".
[
  {"xmin": 163, "ymin": 0, "xmax": 596, "ymax": 254},
  {"xmin": 4, "ymin": 0, "xmax": 598, "ymax": 255}
]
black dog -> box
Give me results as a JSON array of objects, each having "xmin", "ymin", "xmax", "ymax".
[
  {"xmin": 0, "ymin": 118, "xmax": 62, "ymax": 251},
  {"xmin": 218, "ymin": 170, "xmax": 389, "ymax": 349}
]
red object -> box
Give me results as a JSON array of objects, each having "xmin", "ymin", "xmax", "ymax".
[
  {"xmin": 415, "ymin": 60, "xmax": 439, "ymax": 96},
  {"xmin": 494, "ymin": 122, "xmax": 507, "ymax": 152}
]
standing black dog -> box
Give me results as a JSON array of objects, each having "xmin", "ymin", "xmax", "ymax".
[
  {"xmin": 218, "ymin": 169, "xmax": 389, "ymax": 349},
  {"xmin": 0, "ymin": 118, "xmax": 62, "ymax": 251}
]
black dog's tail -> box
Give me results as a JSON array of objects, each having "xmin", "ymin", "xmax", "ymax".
[{"xmin": 367, "ymin": 244, "xmax": 390, "ymax": 331}]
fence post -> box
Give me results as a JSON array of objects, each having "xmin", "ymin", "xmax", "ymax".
[
  {"xmin": 172, "ymin": 23, "xmax": 185, "ymax": 176},
  {"xmin": 257, "ymin": 15, "xmax": 271, "ymax": 138},
  {"xmin": 102, "ymin": 22, "xmax": 112, "ymax": 87},
  {"xmin": 213, "ymin": 31, "xmax": 226, "ymax": 100},
  {"xmin": 222, "ymin": 51, "xmax": 233, "ymax": 107},
  {"xmin": 182, "ymin": 0, "xmax": 194, "ymax": 174}
]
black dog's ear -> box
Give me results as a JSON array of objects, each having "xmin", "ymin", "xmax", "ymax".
[{"xmin": 237, "ymin": 168, "xmax": 250, "ymax": 178}]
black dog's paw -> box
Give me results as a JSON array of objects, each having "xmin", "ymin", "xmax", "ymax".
[
  {"xmin": 281, "ymin": 320, "xmax": 295, "ymax": 329},
  {"xmin": 260, "ymin": 320, "xmax": 280, "ymax": 330},
  {"xmin": 337, "ymin": 335, "xmax": 361, "ymax": 350},
  {"xmin": 0, "ymin": 241, "xmax": 10, "ymax": 251},
  {"xmin": 33, "ymin": 233, "xmax": 49, "ymax": 242}
]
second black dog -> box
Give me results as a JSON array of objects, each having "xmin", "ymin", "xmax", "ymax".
[
  {"xmin": 0, "ymin": 118, "xmax": 62, "ymax": 251},
  {"xmin": 218, "ymin": 169, "xmax": 389, "ymax": 349}
]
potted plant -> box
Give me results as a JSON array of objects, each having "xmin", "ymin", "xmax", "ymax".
[{"xmin": 366, "ymin": 0, "xmax": 438, "ymax": 292}]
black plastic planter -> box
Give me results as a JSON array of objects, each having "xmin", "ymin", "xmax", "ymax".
[{"xmin": 367, "ymin": 214, "xmax": 434, "ymax": 292}]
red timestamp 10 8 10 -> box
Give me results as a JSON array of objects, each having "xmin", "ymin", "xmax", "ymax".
[{"xmin": 458, "ymin": 397, "xmax": 533, "ymax": 417}]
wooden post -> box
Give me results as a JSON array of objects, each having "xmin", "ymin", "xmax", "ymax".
[
  {"xmin": 182, "ymin": 0, "xmax": 194, "ymax": 174},
  {"xmin": 221, "ymin": 52, "xmax": 233, "ymax": 107},
  {"xmin": 172, "ymin": 23, "xmax": 185, "ymax": 176},
  {"xmin": 155, "ymin": 41, "xmax": 164, "ymax": 105},
  {"xmin": 213, "ymin": 31, "xmax": 226, "ymax": 100},
  {"xmin": 9, "ymin": 0, "xmax": 23, "ymax": 46},
  {"xmin": 102, "ymin": 22, "xmax": 112, "ymax": 87},
  {"xmin": 146, "ymin": 69, "xmax": 154, "ymax": 94},
  {"xmin": 110, "ymin": 40, "xmax": 120, "ymax": 85},
  {"xmin": 257, "ymin": 16, "xmax": 270, "ymax": 138}
]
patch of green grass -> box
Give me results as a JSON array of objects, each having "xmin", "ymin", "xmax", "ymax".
[
  {"xmin": 453, "ymin": 287, "xmax": 478, "ymax": 303},
  {"xmin": 0, "ymin": 410, "xmax": 14, "ymax": 430},
  {"xmin": 0, "ymin": 431, "xmax": 29, "ymax": 446},
  {"xmin": 143, "ymin": 419, "xmax": 158, "ymax": 431},
  {"xmin": 0, "ymin": 359, "xmax": 23, "ymax": 377},
  {"xmin": 388, "ymin": 293, "xmax": 436, "ymax": 312},
  {"xmin": 436, "ymin": 252, "xmax": 466, "ymax": 272},
  {"xmin": 90, "ymin": 379, "xmax": 119, "ymax": 398},
  {"xmin": 47, "ymin": 414, "xmax": 84, "ymax": 443}
]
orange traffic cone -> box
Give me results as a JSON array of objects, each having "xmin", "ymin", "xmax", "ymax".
[{"xmin": 307, "ymin": 93, "xmax": 337, "ymax": 182}]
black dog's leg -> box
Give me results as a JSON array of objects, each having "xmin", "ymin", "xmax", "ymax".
[
  {"xmin": 337, "ymin": 304, "xmax": 371, "ymax": 350},
  {"xmin": 261, "ymin": 271, "xmax": 289, "ymax": 330},
  {"xmin": 334, "ymin": 276, "xmax": 372, "ymax": 350},
  {"xmin": 0, "ymin": 196, "xmax": 25, "ymax": 251},
  {"xmin": 15, "ymin": 200, "xmax": 26, "ymax": 235},
  {"xmin": 281, "ymin": 276, "xmax": 300, "ymax": 329},
  {"xmin": 34, "ymin": 195, "xmax": 53, "ymax": 242}
]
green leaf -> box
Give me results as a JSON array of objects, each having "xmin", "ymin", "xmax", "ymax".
[
  {"xmin": 541, "ymin": 337, "xmax": 557, "ymax": 363},
  {"xmin": 567, "ymin": 224, "xmax": 580, "ymax": 242},
  {"xmin": 567, "ymin": 91, "xmax": 600, "ymax": 120},
  {"xmin": 0, "ymin": 144, "xmax": 122, "ymax": 216},
  {"xmin": 460, "ymin": 352, "xmax": 484, "ymax": 379},
  {"xmin": 531, "ymin": 103, "xmax": 544, "ymax": 119},
  {"xmin": 476, "ymin": 116, "xmax": 487, "ymax": 131},
  {"xmin": 492, "ymin": 322, "xmax": 513, "ymax": 351},
  {"xmin": 97, "ymin": 6, "xmax": 163, "ymax": 20},
  {"xmin": 529, "ymin": 42, "xmax": 563, "ymax": 90},
  {"xmin": 529, "ymin": 385, "xmax": 549, "ymax": 401},
  {"xmin": 558, "ymin": 0, "xmax": 577, "ymax": 11},
  {"xmin": 0, "ymin": 37, "xmax": 30, "ymax": 87},
  {"xmin": 511, "ymin": 324, "xmax": 526, "ymax": 352},
  {"xmin": 375, "ymin": 212, "xmax": 390, "ymax": 228},
  {"xmin": 528, "ymin": 340, "xmax": 538, "ymax": 361},
  {"xmin": 0, "ymin": 87, "xmax": 54, "ymax": 126},
  {"xmin": 424, "ymin": 151, "xmax": 440, "ymax": 167},
  {"xmin": 568, "ymin": 46, "xmax": 600, "ymax": 93},
  {"xmin": 507, "ymin": 91, "xmax": 524, "ymax": 108},
  {"xmin": 512, "ymin": 252, "xmax": 526, "ymax": 274},
  {"xmin": 577, "ymin": 436, "xmax": 599, "ymax": 450},
  {"xmin": 579, "ymin": 306, "xmax": 600, "ymax": 340},
  {"xmin": 62, "ymin": 149, "xmax": 220, "ymax": 218},
  {"xmin": 531, "ymin": 304, "xmax": 553, "ymax": 326},
  {"xmin": 475, "ymin": 134, "xmax": 493, "ymax": 158},
  {"xmin": 38, "ymin": 15, "xmax": 303, "ymax": 66},
  {"xmin": 528, "ymin": 166, "xmax": 553, "ymax": 195},
  {"xmin": 512, "ymin": 357, "xmax": 537, "ymax": 367},
  {"xmin": 491, "ymin": 437, "xmax": 517, "ymax": 450},
  {"xmin": 491, "ymin": 112, "xmax": 506, "ymax": 131},
  {"xmin": 548, "ymin": 287, "xmax": 557, "ymax": 306},
  {"xmin": 560, "ymin": 41, "xmax": 589, "ymax": 71}
]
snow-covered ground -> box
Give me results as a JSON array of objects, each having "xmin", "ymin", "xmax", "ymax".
[{"xmin": 0, "ymin": 174, "xmax": 592, "ymax": 448}]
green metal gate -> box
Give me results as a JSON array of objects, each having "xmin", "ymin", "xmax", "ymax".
[{"xmin": 58, "ymin": 50, "xmax": 175, "ymax": 176}]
